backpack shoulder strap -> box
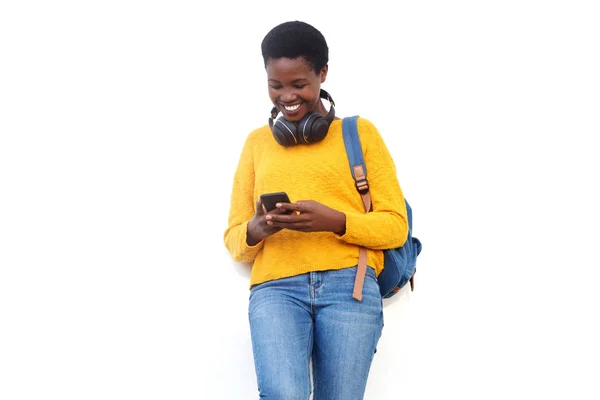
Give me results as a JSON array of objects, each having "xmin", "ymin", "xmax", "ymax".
[
  {"xmin": 341, "ymin": 115, "xmax": 370, "ymax": 301},
  {"xmin": 341, "ymin": 116, "xmax": 371, "ymax": 213},
  {"xmin": 342, "ymin": 117, "xmax": 413, "ymax": 233}
]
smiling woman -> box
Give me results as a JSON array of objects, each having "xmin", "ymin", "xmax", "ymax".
[{"xmin": 223, "ymin": 20, "xmax": 409, "ymax": 400}]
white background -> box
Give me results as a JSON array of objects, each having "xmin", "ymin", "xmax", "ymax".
[{"xmin": 1, "ymin": 1, "xmax": 599, "ymax": 399}]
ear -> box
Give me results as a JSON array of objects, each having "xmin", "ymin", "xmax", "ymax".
[{"xmin": 320, "ymin": 64, "xmax": 328, "ymax": 83}]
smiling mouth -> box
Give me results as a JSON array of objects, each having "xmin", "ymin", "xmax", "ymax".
[{"xmin": 283, "ymin": 104, "xmax": 301, "ymax": 112}]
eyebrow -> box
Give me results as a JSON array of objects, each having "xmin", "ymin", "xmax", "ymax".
[{"xmin": 268, "ymin": 78, "xmax": 309, "ymax": 83}]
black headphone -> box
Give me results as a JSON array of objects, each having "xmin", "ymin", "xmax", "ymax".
[{"xmin": 268, "ymin": 89, "xmax": 336, "ymax": 147}]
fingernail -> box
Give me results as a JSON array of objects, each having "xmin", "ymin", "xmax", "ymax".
[
  {"xmin": 276, "ymin": 203, "xmax": 282, "ymax": 207},
  {"xmin": 265, "ymin": 215, "xmax": 271, "ymax": 220}
]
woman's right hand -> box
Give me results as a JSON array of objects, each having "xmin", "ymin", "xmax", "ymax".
[{"xmin": 246, "ymin": 198, "xmax": 284, "ymax": 246}]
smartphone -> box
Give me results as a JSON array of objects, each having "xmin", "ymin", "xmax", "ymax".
[{"xmin": 260, "ymin": 192, "xmax": 293, "ymax": 214}]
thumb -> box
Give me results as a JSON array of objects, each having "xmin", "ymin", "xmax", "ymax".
[{"xmin": 255, "ymin": 198, "xmax": 265, "ymax": 216}]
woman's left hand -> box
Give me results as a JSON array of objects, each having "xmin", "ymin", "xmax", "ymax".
[{"xmin": 265, "ymin": 200, "xmax": 346, "ymax": 235}]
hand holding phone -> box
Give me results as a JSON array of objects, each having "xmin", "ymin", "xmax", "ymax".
[{"xmin": 260, "ymin": 192, "xmax": 293, "ymax": 214}]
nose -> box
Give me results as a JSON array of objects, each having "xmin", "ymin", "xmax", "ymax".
[{"xmin": 280, "ymin": 89, "xmax": 298, "ymax": 103}]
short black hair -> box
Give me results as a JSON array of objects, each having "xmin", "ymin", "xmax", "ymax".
[{"xmin": 261, "ymin": 21, "xmax": 329, "ymax": 74}]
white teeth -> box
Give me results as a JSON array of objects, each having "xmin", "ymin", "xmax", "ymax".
[{"xmin": 284, "ymin": 104, "xmax": 300, "ymax": 111}]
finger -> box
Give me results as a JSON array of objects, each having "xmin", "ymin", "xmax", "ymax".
[
  {"xmin": 255, "ymin": 198, "xmax": 265, "ymax": 215},
  {"xmin": 270, "ymin": 206, "xmax": 290, "ymax": 215},
  {"xmin": 276, "ymin": 202, "xmax": 302, "ymax": 213},
  {"xmin": 266, "ymin": 213, "xmax": 310, "ymax": 230},
  {"xmin": 267, "ymin": 220, "xmax": 310, "ymax": 232},
  {"xmin": 266, "ymin": 212, "xmax": 297, "ymax": 222}
]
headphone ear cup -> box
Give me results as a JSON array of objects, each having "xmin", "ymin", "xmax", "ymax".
[
  {"xmin": 305, "ymin": 115, "xmax": 329, "ymax": 143},
  {"xmin": 297, "ymin": 108, "xmax": 333, "ymax": 144},
  {"xmin": 271, "ymin": 117, "xmax": 299, "ymax": 147},
  {"xmin": 296, "ymin": 113, "xmax": 318, "ymax": 144}
]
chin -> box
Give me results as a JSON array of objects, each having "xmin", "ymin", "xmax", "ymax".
[{"xmin": 283, "ymin": 113, "xmax": 305, "ymax": 122}]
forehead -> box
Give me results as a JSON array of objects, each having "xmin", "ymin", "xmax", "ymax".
[{"xmin": 266, "ymin": 57, "xmax": 316, "ymax": 81}]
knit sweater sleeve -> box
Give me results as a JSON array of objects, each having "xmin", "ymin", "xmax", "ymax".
[
  {"xmin": 223, "ymin": 132, "xmax": 263, "ymax": 263},
  {"xmin": 335, "ymin": 118, "xmax": 409, "ymax": 250}
]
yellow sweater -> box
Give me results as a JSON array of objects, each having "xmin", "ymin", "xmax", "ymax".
[{"xmin": 224, "ymin": 117, "xmax": 408, "ymax": 288}]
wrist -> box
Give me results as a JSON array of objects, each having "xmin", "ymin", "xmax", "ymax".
[
  {"xmin": 246, "ymin": 220, "xmax": 262, "ymax": 246},
  {"xmin": 334, "ymin": 211, "xmax": 346, "ymax": 236}
]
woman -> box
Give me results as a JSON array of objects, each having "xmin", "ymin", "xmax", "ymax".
[{"xmin": 223, "ymin": 20, "xmax": 408, "ymax": 400}]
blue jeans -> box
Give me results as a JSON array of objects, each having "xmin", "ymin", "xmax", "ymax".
[{"xmin": 248, "ymin": 266, "xmax": 384, "ymax": 400}]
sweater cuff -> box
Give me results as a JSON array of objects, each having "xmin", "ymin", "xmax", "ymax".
[
  {"xmin": 237, "ymin": 220, "xmax": 264, "ymax": 262},
  {"xmin": 333, "ymin": 211, "xmax": 362, "ymax": 244}
]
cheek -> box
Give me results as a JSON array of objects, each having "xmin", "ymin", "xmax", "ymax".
[
  {"xmin": 302, "ymin": 88, "xmax": 321, "ymax": 109},
  {"xmin": 267, "ymin": 89, "xmax": 279, "ymax": 105}
]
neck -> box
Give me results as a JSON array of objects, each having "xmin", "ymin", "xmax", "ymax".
[{"xmin": 319, "ymin": 100, "xmax": 330, "ymax": 117}]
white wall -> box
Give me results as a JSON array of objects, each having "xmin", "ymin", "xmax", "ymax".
[{"xmin": 1, "ymin": 1, "xmax": 599, "ymax": 399}]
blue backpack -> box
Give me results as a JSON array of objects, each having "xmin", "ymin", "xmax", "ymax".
[{"xmin": 342, "ymin": 115, "xmax": 422, "ymax": 299}]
